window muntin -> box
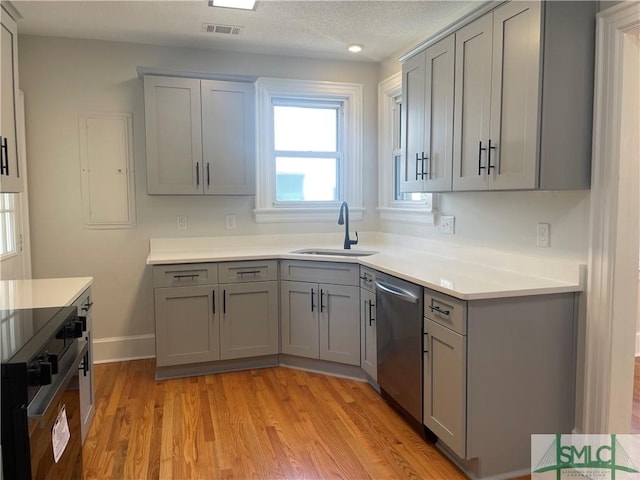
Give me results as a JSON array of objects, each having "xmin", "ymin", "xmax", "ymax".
[{"xmin": 272, "ymin": 101, "xmax": 342, "ymax": 204}]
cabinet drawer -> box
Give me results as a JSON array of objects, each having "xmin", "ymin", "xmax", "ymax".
[
  {"xmin": 153, "ymin": 263, "xmax": 218, "ymax": 287},
  {"xmin": 359, "ymin": 266, "xmax": 376, "ymax": 292},
  {"xmin": 280, "ymin": 260, "xmax": 359, "ymax": 286},
  {"xmin": 218, "ymin": 260, "xmax": 277, "ymax": 283},
  {"xmin": 424, "ymin": 289, "xmax": 466, "ymax": 335}
]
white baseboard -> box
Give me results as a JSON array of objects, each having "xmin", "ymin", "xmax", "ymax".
[
  {"xmin": 93, "ymin": 334, "xmax": 156, "ymax": 364},
  {"xmin": 636, "ymin": 332, "xmax": 640, "ymax": 357}
]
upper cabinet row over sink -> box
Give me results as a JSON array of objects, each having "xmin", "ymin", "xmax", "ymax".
[{"xmin": 400, "ymin": 0, "xmax": 596, "ymax": 194}]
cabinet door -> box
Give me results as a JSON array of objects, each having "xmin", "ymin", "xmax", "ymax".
[
  {"xmin": 488, "ymin": 1, "xmax": 541, "ymax": 190},
  {"xmin": 201, "ymin": 80, "xmax": 255, "ymax": 195},
  {"xmin": 220, "ymin": 281, "xmax": 278, "ymax": 360},
  {"xmin": 0, "ymin": 10, "xmax": 22, "ymax": 193},
  {"xmin": 360, "ymin": 288, "xmax": 377, "ymax": 380},
  {"xmin": 400, "ymin": 51, "xmax": 427, "ymax": 193},
  {"xmin": 144, "ymin": 75, "xmax": 203, "ymax": 194},
  {"xmin": 319, "ymin": 284, "xmax": 360, "ymax": 365},
  {"xmin": 423, "ymin": 319, "xmax": 466, "ymax": 458},
  {"xmin": 452, "ymin": 13, "xmax": 493, "ymax": 191},
  {"xmin": 154, "ymin": 285, "xmax": 219, "ymax": 366},
  {"xmin": 280, "ymin": 280, "xmax": 319, "ymax": 359},
  {"xmin": 423, "ymin": 34, "xmax": 455, "ymax": 193},
  {"xmin": 76, "ymin": 287, "xmax": 94, "ymax": 444}
]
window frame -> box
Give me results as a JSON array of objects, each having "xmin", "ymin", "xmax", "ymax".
[
  {"xmin": 254, "ymin": 77, "xmax": 363, "ymax": 223},
  {"xmin": 0, "ymin": 193, "xmax": 18, "ymax": 260},
  {"xmin": 377, "ymin": 73, "xmax": 435, "ymax": 225}
]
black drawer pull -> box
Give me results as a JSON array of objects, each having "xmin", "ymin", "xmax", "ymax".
[
  {"xmin": 236, "ymin": 270, "xmax": 261, "ymax": 276},
  {"xmin": 429, "ymin": 304, "xmax": 450, "ymax": 316},
  {"xmin": 173, "ymin": 274, "xmax": 200, "ymax": 280}
]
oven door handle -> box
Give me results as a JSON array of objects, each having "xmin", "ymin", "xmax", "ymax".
[
  {"xmin": 375, "ymin": 281, "xmax": 420, "ymax": 304},
  {"xmin": 27, "ymin": 341, "xmax": 88, "ymax": 424}
]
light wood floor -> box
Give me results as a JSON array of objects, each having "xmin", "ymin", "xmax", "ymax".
[
  {"xmin": 83, "ymin": 359, "xmax": 529, "ymax": 479},
  {"xmin": 633, "ymin": 357, "xmax": 640, "ymax": 433}
]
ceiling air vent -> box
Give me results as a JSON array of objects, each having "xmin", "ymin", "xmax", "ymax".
[{"xmin": 202, "ymin": 23, "xmax": 242, "ymax": 35}]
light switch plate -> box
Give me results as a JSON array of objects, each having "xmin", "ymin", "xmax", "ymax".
[
  {"xmin": 537, "ymin": 222, "xmax": 550, "ymax": 247},
  {"xmin": 225, "ymin": 214, "xmax": 236, "ymax": 230},
  {"xmin": 177, "ymin": 216, "xmax": 187, "ymax": 230}
]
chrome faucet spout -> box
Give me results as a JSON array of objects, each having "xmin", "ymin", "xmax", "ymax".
[{"xmin": 338, "ymin": 201, "xmax": 358, "ymax": 250}]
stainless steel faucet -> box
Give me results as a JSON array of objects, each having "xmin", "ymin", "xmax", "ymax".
[{"xmin": 338, "ymin": 201, "xmax": 358, "ymax": 250}]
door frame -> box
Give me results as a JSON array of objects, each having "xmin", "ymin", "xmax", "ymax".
[{"xmin": 583, "ymin": 1, "xmax": 640, "ymax": 433}]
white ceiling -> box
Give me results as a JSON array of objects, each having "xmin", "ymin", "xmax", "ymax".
[{"xmin": 11, "ymin": 0, "xmax": 480, "ymax": 62}]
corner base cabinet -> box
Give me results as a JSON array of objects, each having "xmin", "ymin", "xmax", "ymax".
[
  {"xmin": 280, "ymin": 261, "xmax": 360, "ymax": 366},
  {"xmin": 423, "ymin": 288, "xmax": 576, "ymax": 478}
]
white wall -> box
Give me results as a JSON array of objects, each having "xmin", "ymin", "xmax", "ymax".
[{"xmin": 18, "ymin": 35, "xmax": 380, "ymax": 360}]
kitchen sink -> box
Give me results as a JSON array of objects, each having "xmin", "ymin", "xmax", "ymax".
[{"xmin": 291, "ymin": 248, "xmax": 378, "ymax": 257}]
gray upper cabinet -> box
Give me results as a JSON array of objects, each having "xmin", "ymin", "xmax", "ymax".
[
  {"xmin": 144, "ymin": 75, "xmax": 255, "ymax": 195},
  {"xmin": 401, "ymin": 34, "xmax": 455, "ymax": 193},
  {"xmin": 1, "ymin": 7, "xmax": 23, "ymax": 193},
  {"xmin": 144, "ymin": 75, "xmax": 202, "ymax": 195},
  {"xmin": 201, "ymin": 80, "xmax": 255, "ymax": 195},
  {"xmin": 402, "ymin": 0, "xmax": 595, "ymax": 193}
]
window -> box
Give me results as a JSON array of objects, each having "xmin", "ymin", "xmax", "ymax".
[
  {"xmin": 273, "ymin": 102, "xmax": 341, "ymax": 202},
  {"xmin": 377, "ymin": 73, "xmax": 434, "ymax": 225},
  {"xmin": 254, "ymin": 78, "xmax": 363, "ymax": 223},
  {"xmin": 0, "ymin": 193, "xmax": 17, "ymax": 259}
]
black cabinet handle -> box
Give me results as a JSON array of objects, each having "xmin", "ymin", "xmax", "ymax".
[
  {"xmin": 212, "ymin": 290, "xmax": 216, "ymax": 314},
  {"xmin": 421, "ymin": 152, "xmax": 429, "ymax": 179},
  {"xmin": 429, "ymin": 304, "xmax": 450, "ymax": 316},
  {"xmin": 206, "ymin": 162, "xmax": 211, "ymax": 186},
  {"xmin": 320, "ymin": 289, "xmax": 325, "ymax": 313},
  {"xmin": 488, "ymin": 139, "xmax": 496, "ymax": 174},
  {"xmin": 310, "ymin": 288, "xmax": 315, "ymax": 312},
  {"xmin": 368, "ymin": 300, "xmax": 375, "ymax": 326},
  {"xmin": 223, "ymin": 289, "xmax": 226, "ymax": 314},
  {"xmin": 81, "ymin": 301, "xmax": 93, "ymax": 312},
  {"xmin": 196, "ymin": 162, "xmax": 200, "ymax": 186},
  {"xmin": 1, "ymin": 136, "xmax": 8, "ymax": 175},
  {"xmin": 478, "ymin": 141, "xmax": 487, "ymax": 175},
  {"xmin": 415, "ymin": 152, "xmax": 422, "ymax": 180}
]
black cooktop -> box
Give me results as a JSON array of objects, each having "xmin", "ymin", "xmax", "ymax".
[{"xmin": 0, "ymin": 306, "xmax": 76, "ymax": 364}]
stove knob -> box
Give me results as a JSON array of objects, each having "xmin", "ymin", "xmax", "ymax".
[
  {"xmin": 27, "ymin": 362, "xmax": 53, "ymax": 386},
  {"xmin": 46, "ymin": 353, "xmax": 59, "ymax": 375}
]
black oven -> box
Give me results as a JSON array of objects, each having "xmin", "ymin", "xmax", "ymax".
[{"xmin": 1, "ymin": 306, "xmax": 87, "ymax": 480}]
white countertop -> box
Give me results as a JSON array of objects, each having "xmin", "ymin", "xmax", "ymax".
[
  {"xmin": 0, "ymin": 277, "xmax": 93, "ymax": 309},
  {"xmin": 147, "ymin": 233, "xmax": 584, "ymax": 300}
]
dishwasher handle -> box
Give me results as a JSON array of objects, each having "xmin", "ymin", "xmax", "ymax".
[{"xmin": 375, "ymin": 281, "xmax": 419, "ymax": 304}]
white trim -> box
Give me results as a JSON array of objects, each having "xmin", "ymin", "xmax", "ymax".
[
  {"xmin": 583, "ymin": 1, "xmax": 640, "ymax": 434},
  {"xmin": 93, "ymin": 334, "xmax": 156, "ymax": 363},
  {"xmin": 636, "ymin": 332, "xmax": 640, "ymax": 357},
  {"xmin": 254, "ymin": 77, "xmax": 363, "ymax": 223},
  {"xmin": 377, "ymin": 72, "xmax": 435, "ymax": 225}
]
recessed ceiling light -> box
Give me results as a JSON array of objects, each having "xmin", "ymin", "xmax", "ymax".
[
  {"xmin": 347, "ymin": 44, "xmax": 363, "ymax": 53},
  {"xmin": 209, "ymin": 0, "xmax": 257, "ymax": 11}
]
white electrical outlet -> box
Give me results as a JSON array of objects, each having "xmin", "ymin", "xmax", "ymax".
[
  {"xmin": 225, "ymin": 214, "xmax": 236, "ymax": 230},
  {"xmin": 177, "ymin": 216, "xmax": 187, "ymax": 230},
  {"xmin": 440, "ymin": 215, "xmax": 455, "ymax": 234},
  {"xmin": 537, "ymin": 222, "xmax": 550, "ymax": 247}
]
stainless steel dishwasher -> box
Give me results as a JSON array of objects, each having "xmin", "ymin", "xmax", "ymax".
[{"xmin": 375, "ymin": 272, "xmax": 423, "ymax": 425}]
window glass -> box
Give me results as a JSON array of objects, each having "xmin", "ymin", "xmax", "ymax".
[
  {"xmin": 0, "ymin": 193, "xmax": 17, "ymax": 258},
  {"xmin": 273, "ymin": 102, "xmax": 342, "ymax": 203}
]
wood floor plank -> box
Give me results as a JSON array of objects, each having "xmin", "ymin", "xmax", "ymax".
[{"xmin": 85, "ymin": 360, "xmax": 496, "ymax": 479}]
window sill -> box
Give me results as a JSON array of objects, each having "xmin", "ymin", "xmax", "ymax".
[
  {"xmin": 254, "ymin": 207, "xmax": 365, "ymax": 224},
  {"xmin": 377, "ymin": 207, "xmax": 436, "ymax": 226}
]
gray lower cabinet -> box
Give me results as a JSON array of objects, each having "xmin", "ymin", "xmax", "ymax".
[
  {"xmin": 154, "ymin": 284, "xmax": 219, "ymax": 367},
  {"xmin": 360, "ymin": 267, "xmax": 377, "ymax": 380},
  {"xmin": 423, "ymin": 287, "xmax": 576, "ymax": 478},
  {"xmin": 153, "ymin": 260, "xmax": 278, "ymax": 368},
  {"xmin": 280, "ymin": 261, "xmax": 360, "ymax": 366},
  {"xmin": 220, "ymin": 281, "xmax": 278, "ymax": 360},
  {"xmin": 423, "ymin": 318, "xmax": 466, "ymax": 458}
]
